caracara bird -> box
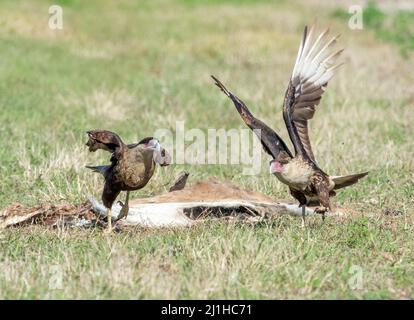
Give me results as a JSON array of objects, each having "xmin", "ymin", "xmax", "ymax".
[
  {"xmin": 86, "ymin": 130, "xmax": 171, "ymax": 232},
  {"xmin": 212, "ymin": 25, "xmax": 368, "ymax": 226}
]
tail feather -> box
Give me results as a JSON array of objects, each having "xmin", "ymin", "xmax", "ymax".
[
  {"xmin": 85, "ymin": 165, "xmax": 110, "ymax": 176},
  {"xmin": 332, "ymin": 172, "xmax": 368, "ymax": 190}
]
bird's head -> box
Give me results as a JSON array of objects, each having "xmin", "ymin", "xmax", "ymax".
[
  {"xmin": 140, "ymin": 137, "xmax": 171, "ymax": 166},
  {"xmin": 269, "ymin": 151, "xmax": 291, "ymax": 174}
]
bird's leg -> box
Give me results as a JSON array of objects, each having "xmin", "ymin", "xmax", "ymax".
[
  {"xmin": 117, "ymin": 191, "xmax": 130, "ymax": 220},
  {"xmin": 313, "ymin": 177, "xmax": 331, "ymax": 223},
  {"xmin": 301, "ymin": 205, "xmax": 306, "ymax": 228},
  {"xmin": 289, "ymin": 188, "xmax": 307, "ymax": 228},
  {"xmin": 104, "ymin": 208, "xmax": 112, "ymax": 234},
  {"xmin": 315, "ymin": 206, "xmax": 328, "ymax": 221}
]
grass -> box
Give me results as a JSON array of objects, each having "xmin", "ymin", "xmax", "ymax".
[
  {"xmin": 0, "ymin": 0, "xmax": 413, "ymax": 299},
  {"xmin": 2, "ymin": 218, "xmax": 413, "ymax": 299},
  {"xmin": 332, "ymin": 1, "xmax": 414, "ymax": 56}
]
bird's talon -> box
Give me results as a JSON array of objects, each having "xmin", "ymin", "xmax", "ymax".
[
  {"xmin": 103, "ymin": 226, "xmax": 113, "ymax": 234},
  {"xmin": 117, "ymin": 206, "xmax": 130, "ymax": 220},
  {"xmin": 315, "ymin": 206, "xmax": 328, "ymax": 214},
  {"xmin": 301, "ymin": 217, "xmax": 306, "ymax": 228}
]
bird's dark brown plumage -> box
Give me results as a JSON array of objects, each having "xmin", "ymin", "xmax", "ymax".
[{"xmin": 86, "ymin": 130, "xmax": 171, "ymax": 229}]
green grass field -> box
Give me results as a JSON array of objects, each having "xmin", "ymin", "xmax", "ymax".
[{"xmin": 0, "ymin": 0, "xmax": 413, "ymax": 299}]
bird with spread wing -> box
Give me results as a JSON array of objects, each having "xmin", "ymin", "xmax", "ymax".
[
  {"xmin": 86, "ymin": 130, "xmax": 171, "ymax": 232},
  {"xmin": 212, "ymin": 25, "xmax": 368, "ymax": 226}
]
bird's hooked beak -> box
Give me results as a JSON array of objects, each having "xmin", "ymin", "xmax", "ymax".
[{"xmin": 147, "ymin": 139, "xmax": 171, "ymax": 166}]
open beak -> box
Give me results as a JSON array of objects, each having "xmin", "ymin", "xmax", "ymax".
[
  {"xmin": 149, "ymin": 139, "xmax": 171, "ymax": 166},
  {"xmin": 157, "ymin": 147, "xmax": 171, "ymax": 166}
]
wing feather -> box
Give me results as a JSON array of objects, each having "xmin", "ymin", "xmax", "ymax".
[
  {"xmin": 212, "ymin": 75, "xmax": 293, "ymax": 159},
  {"xmin": 283, "ymin": 26, "xmax": 344, "ymax": 165}
]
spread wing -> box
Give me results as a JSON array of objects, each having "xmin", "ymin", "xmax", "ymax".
[
  {"xmin": 86, "ymin": 130, "xmax": 125, "ymax": 164},
  {"xmin": 212, "ymin": 75, "xmax": 293, "ymax": 159},
  {"xmin": 86, "ymin": 130, "xmax": 125, "ymax": 152},
  {"xmin": 283, "ymin": 25, "xmax": 344, "ymax": 165}
]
